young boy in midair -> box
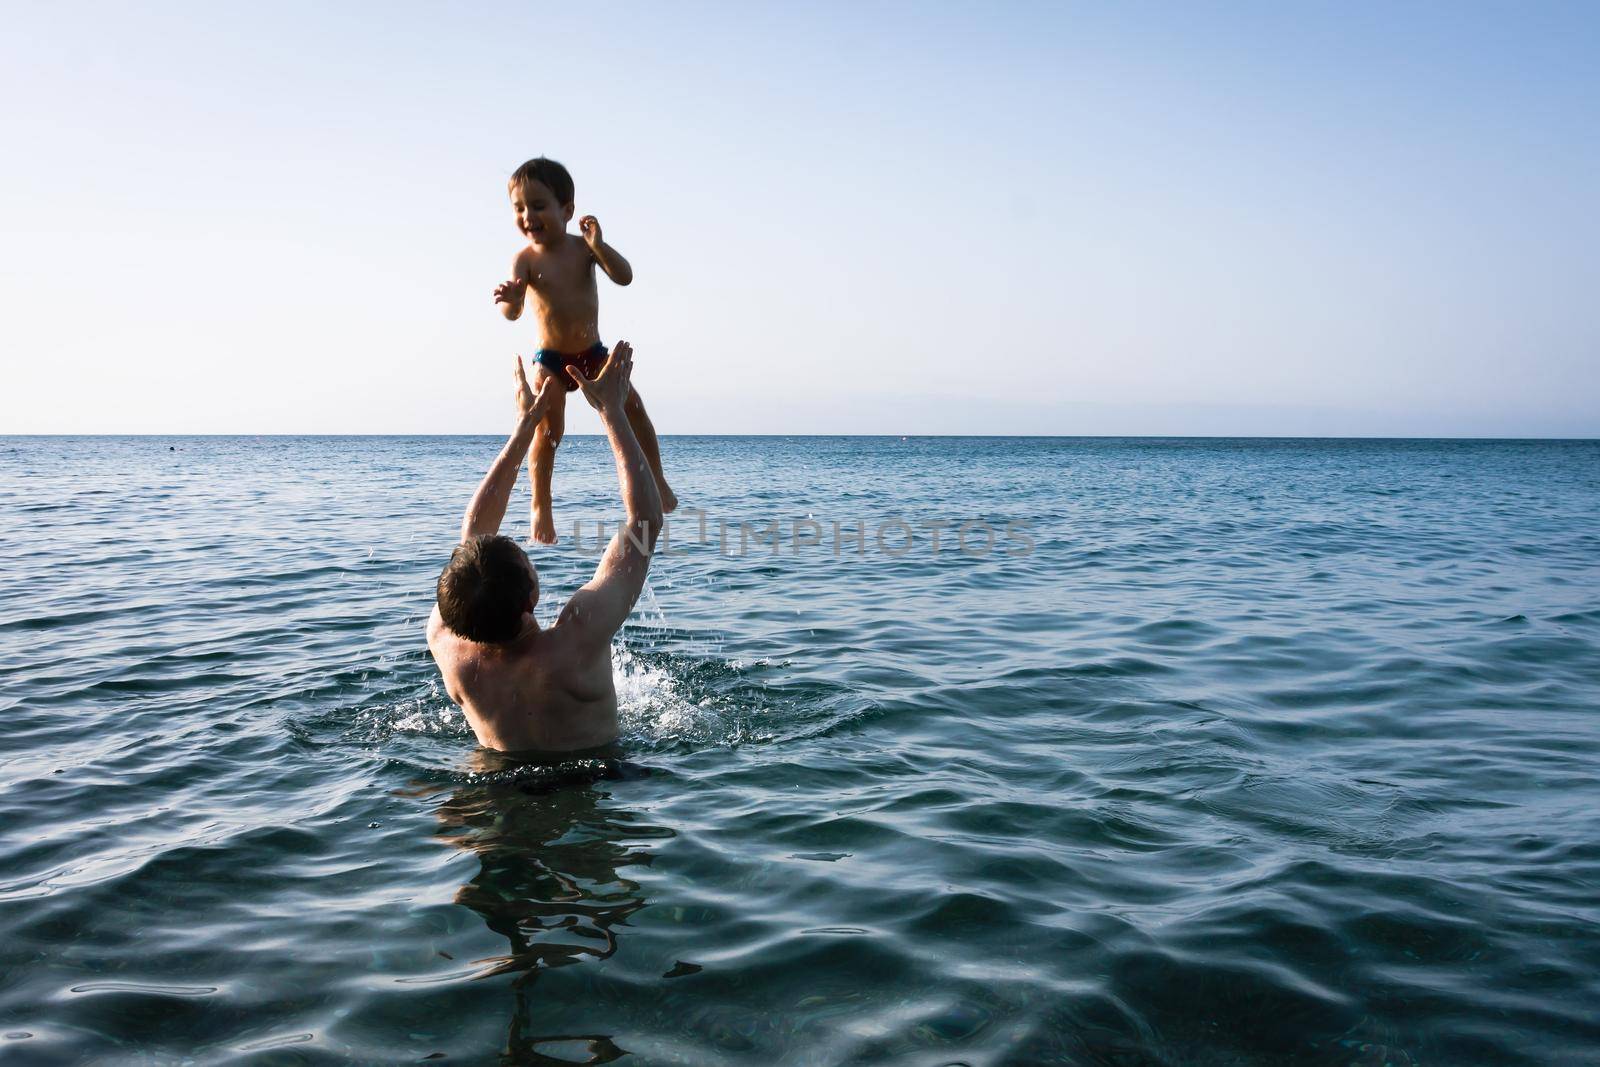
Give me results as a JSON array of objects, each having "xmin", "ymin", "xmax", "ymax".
[{"xmin": 493, "ymin": 156, "xmax": 676, "ymax": 543}]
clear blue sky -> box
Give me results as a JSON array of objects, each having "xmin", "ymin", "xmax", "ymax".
[{"xmin": 3, "ymin": 2, "xmax": 1596, "ymax": 435}]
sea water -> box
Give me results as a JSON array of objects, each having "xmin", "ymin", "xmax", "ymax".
[{"xmin": 2, "ymin": 436, "xmax": 1598, "ymax": 1064}]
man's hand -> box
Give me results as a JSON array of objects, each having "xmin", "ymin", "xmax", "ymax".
[
  {"xmin": 515, "ymin": 356, "xmax": 555, "ymax": 424},
  {"xmin": 568, "ymin": 341, "xmax": 632, "ymax": 415},
  {"xmin": 578, "ymin": 215, "xmax": 603, "ymax": 248}
]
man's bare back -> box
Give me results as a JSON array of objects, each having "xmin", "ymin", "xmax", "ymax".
[
  {"xmin": 428, "ymin": 596, "xmax": 617, "ymax": 751},
  {"xmin": 427, "ymin": 342, "xmax": 661, "ymax": 753}
]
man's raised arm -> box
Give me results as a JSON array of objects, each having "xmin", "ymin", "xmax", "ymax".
[
  {"xmin": 459, "ymin": 357, "xmax": 554, "ymax": 542},
  {"xmin": 559, "ymin": 342, "xmax": 663, "ymax": 642}
]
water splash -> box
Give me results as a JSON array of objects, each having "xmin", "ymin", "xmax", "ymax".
[{"xmin": 613, "ymin": 644, "xmax": 736, "ymax": 747}]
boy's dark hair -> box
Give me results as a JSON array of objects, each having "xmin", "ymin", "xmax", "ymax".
[
  {"xmin": 436, "ymin": 534, "xmax": 537, "ymax": 644},
  {"xmin": 508, "ymin": 157, "xmax": 575, "ymax": 207}
]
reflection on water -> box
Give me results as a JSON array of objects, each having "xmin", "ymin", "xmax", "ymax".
[{"xmin": 428, "ymin": 751, "xmax": 668, "ymax": 1064}]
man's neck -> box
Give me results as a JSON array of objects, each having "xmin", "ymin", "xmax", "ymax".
[{"xmin": 448, "ymin": 613, "xmax": 538, "ymax": 649}]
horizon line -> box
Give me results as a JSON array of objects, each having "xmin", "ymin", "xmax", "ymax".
[{"xmin": 5, "ymin": 433, "xmax": 1598, "ymax": 442}]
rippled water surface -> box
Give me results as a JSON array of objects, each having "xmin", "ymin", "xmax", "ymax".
[{"xmin": 3, "ymin": 436, "xmax": 1599, "ymax": 1065}]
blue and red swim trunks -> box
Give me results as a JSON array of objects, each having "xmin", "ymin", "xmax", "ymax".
[{"xmin": 533, "ymin": 342, "xmax": 609, "ymax": 392}]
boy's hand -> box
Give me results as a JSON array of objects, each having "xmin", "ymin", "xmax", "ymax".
[
  {"xmin": 514, "ymin": 356, "xmax": 555, "ymax": 424},
  {"xmin": 568, "ymin": 341, "xmax": 632, "ymax": 414},
  {"xmin": 493, "ymin": 279, "xmax": 523, "ymax": 306},
  {"xmin": 578, "ymin": 215, "xmax": 603, "ymax": 248}
]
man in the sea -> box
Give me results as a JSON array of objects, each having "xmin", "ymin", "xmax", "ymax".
[{"xmin": 427, "ymin": 341, "xmax": 661, "ymax": 752}]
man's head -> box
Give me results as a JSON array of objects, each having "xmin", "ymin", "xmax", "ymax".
[
  {"xmin": 508, "ymin": 157, "xmax": 575, "ymax": 248},
  {"xmin": 436, "ymin": 534, "xmax": 538, "ymax": 643}
]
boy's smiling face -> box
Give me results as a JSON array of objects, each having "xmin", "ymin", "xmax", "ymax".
[{"xmin": 511, "ymin": 178, "xmax": 574, "ymax": 248}]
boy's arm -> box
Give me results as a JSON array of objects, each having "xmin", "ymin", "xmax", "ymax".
[
  {"xmin": 558, "ymin": 343, "xmax": 661, "ymax": 644},
  {"xmin": 459, "ymin": 358, "xmax": 554, "ymax": 541},
  {"xmin": 493, "ymin": 252, "xmax": 528, "ymax": 320},
  {"xmin": 578, "ymin": 215, "xmax": 633, "ymax": 286}
]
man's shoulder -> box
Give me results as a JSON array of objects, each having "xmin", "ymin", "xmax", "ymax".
[
  {"xmin": 425, "ymin": 611, "xmax": 465, "ymax": 672},
  {"xmin": 426, "ymin": 604, "xmax": 469, "ymax": 646},
  {"xmin": 538, "ymin": 601, "xmax": 615, "ymax": 666},
  {"xmin": 536, "ymin": 608, "xmax": 588, "ymax": 652},
  {"xmin": 426, "ymin": 609, "xmax": 489, "ymax": 661}
]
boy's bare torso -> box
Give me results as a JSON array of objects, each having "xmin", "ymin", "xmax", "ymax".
[
  {"xmin": 427, "ymin": 606, "xmax": 619, "ymax": 752},
  {"xmin": 515, "ymin": 235, "xmax": 600, "ymax": 352}
]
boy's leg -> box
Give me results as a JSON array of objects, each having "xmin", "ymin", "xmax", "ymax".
[
  {"xmin": 623, "ymin": 386, "xmax": 677, "ymax": 513},
  {"xmin": 528, "ymin": 376, "xmax": 568, "ymax": 544}
]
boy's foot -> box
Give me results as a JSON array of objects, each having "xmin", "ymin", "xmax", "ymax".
[
  {"xmin": 531, "ymin": 507, "xmax": 558, "ymax": 545},
  {"xmin": 660, "ymin": 484, "xmax": 678, "ymax": 514}
]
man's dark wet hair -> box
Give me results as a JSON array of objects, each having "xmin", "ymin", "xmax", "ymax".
[
  {"xmin": 508, "ymin": 157, "xmax": 575, "ymax": 207},
  {"xmin": 436, "ymin": 534, "xmax": 537, "ymax": 644}
]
